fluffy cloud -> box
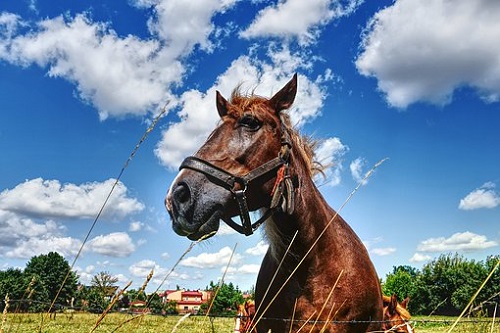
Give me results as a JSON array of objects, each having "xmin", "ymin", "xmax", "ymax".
[
  {"xmin": 129, "ymin": 221, "xmax": 144, "ymax": 232},
  {"xmin": 0, "ymin": 1, "xmax": 238, "ymax": 119},
  {"xmin": 0, "ymin": 178, "xmax": 144, "ymax": 220},
  {"xmin": 0, "ymin": 13, "xmax": 177, "ymax": 119},
  {"xmin": 129, "ymin": 259, "xmax": 196, "ymax": 286},
  {"xmin": 314, "ymin": 137, "xmax": 349, "ymax": 186},
  {"xmin": 417, "ymin": 231, "xmax": 498, "ymax": 253},
  {"xmin": 180, "ymin": 246, "xmax": 242, "ymax": 268},
  {"xmin": 155, "ymin": 47, "xmax": 333, "ymax": 168},
  {"xmin": 241, "ymin": 0, "xmax": 362, "ymax": 45},
  {"xmin": 409, "ymin": 253, "xmax": 431, "ymax": 263},
  {"xmin": 4, "ymin": 235, "xmax": 82, "ymax": 259},
  {"xmin": 350, "ymin": 157, "xmax": 367, "ymax": 185},
  {"xmin": 245, "ymin": 240, "xmax": 269, "ymax": 256},
  {"xmin": 356, "ymin": 0, "xmax": 500, "ymax": 108},
  {"xmin": 371, "ymin": 247, "xmax": 396, "ymax": 256},
  {"xmin": 459, "ymin": 182, "xmax": 500, "ymax": 210},
  {"xmin": 87, "ymin": 232, "xmax": 136, "ymax": 257}
]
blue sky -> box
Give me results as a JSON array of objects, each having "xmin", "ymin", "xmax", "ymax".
[{"xmin": 0, "ymin": 0, "xmax": 499, "ymax": 293}]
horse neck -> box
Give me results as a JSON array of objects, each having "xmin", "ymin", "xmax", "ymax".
[{"xmin": 264, "ymin": 162, "xmax": 338, "ymax": 260}]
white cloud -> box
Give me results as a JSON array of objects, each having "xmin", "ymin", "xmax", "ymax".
[
  {"xmin": 180, "ymin": 246, "xmax": 242, "ymax": 268},
  {"xmin": 155, "ymin": 47, "xmax": 332, "ymax": 168},
  {"xmin": 0, "ymin": 14, "xmax": 179, "ymax": 119},
  {"xmin": 350, "ymin": 157, "xmax": 367, "ymax": 185},
  {"xmin": 417, "ymin": 231, "xmax": 498, "ymax": 253},
  {"xmin": 459, "ymin": 182, "xmax": 500, "ymax": 210},
  {"xmin": 371, "ymin": 247, "xmax": 396, "ymax": 256},
  {"xmin": 87, "ymin": 232, "xmax": 136, "ymax": 257},
  {"xmin": 4, "ymin": 235, "xmax": 82, "ymax": 259},
  {"xmin": 314, "ymin": 137, "xmax": 349, "ymax": 186},
  {"xmin": 223, "ymin": 264, "xmax": 261, "ymax": 275},
  {"xmin": 0, "ymin": 1, "xmax": 238, "ymax": 119},
  {"xmin": 0, "ymin": 178, "xmax": 144, "ymax": 220},
  {"xmin": 356, "ymin": 0, "xmax": 500, "ymax": 108},
  {"xmin": 139, "ymin": 0, "xmax": 237, "ymax": 54},
  {"xmin": 0, "ymin": 210, "xmax": 58, "ymax": 247},
  {"xmin": 245, "ymin": 240, "xmax": 269, "ymax": 256},
  {"xmin": 409, "ymin": 253, "xmax": 431, "ymax": 263},
  {"xmin": 129, "ymin": 259, "xmax": 157, "ymax": 278},
  {"xmin": 241, "ymin": 0, "xmax": 362, "ymax": 45},
  {"xmin": 129, "ymin": 221, "xmax": 144, "ymax": 232}
]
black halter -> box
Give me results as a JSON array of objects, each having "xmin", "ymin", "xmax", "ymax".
[{"xmin": 178, "ymin": 128, "xmax": 297, "ymax": 236}]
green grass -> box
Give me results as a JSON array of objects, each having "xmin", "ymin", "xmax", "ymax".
[
  {"xmin": 1, "ymin": 312, "xmax": 235, "ymax": 333},
  {"xmin": 411, "ymin": 315, "xmax": 500, "ymax": 333},
  {"xmin": 1, "ymin": 313, "xmax": 499, "ymax": 332}
]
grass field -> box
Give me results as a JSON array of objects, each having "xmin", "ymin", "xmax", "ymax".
[{"xmin": 1, "ymin": 313, "xmax": 499, "ymax": 332}]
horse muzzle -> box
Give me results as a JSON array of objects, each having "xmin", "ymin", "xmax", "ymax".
[{"xmin": 166, "ymin": 176, "xmax": 226, "ymax": 241}]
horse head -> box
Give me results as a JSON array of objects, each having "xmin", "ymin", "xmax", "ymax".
[
  {"xmin": 166, "ymin": 74, "xmax": 298, "ymax": 240},
  {"xmin": 382, "ymin": 294, "xmax": 414, "ymax": 333}
]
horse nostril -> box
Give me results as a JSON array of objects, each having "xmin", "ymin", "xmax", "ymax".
[{"xmin": 173, "ymin": 182, "xmax": 191, "ymax": 205}]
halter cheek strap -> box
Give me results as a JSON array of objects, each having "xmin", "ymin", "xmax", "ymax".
[{"xmin": 178, "ymin": 124, "xmax": 298, "ymax": 236}]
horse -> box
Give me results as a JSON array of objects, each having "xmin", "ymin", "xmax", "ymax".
[
  {"xmin": 382, "ymin": 295, "xmax": 414, "ymax": 333},
  {"xmin": 235, "ymin": 299, "xmax": 256, "ymax": 333},
  {"xmin": 165, "ymin": 74, "xmax": 383, "ymax": 332}
]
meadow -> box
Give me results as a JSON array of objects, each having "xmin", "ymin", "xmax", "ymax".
[{"xmin": 1, "ymin": 312, "xmax": 499, "ymax": 333}]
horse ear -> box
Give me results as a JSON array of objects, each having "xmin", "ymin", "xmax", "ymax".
[
  {"xmin": 401, "ymin": 297, "xmax": 410, "ymax": 309},
  {"xmin": 269, "ymin": 73, "xmax": 297, "ymax": 113},
  {"xmin": 389, "ymin": 294, "xmax": 398, "ymax": 314},
  {"xmin": 216, "ymin": 90, "xmax": 229, "ymax": 118}
]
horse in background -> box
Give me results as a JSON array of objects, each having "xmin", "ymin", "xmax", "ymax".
[
  {"xmin": 234, "ymin": 299, "xmax": 256, "ymax": 333},
  {"xmin": 166, "ymin": 74, "xmax": 383, "ymax": 332},
  {"xmin": 382, "ymin": 294, "xmax": 415, "ymax": 333}
]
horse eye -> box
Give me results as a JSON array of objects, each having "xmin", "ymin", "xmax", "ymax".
[{"xmin": 238, "ymin": 115, "xmax": 261, "ymax": 131}]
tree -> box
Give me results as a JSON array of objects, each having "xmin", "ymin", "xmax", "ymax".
[
  {"xmin": 382, "ymin": 266, "xmax": 418, "ymax": 308},
  {"xmin": 412, "ymin": 253, "xmax": 488, "ymax": 315},
  {"xmin": 24, "ymin": 252, "xmax": 78, "ymax": 310},
  {"xmin": 205, "ymin": 281, "xmax": 244, "ymax": 315},
  {"xmin": 0, "ymin": 268, "xmax": 27, "ymax": 311},
  {"xmin": 148, "ymin": 293, "xmax": 163, "ymax": 314},
  {"xmin": 91, "ymin": 271, "xmax": 118, "ymax": 299}
]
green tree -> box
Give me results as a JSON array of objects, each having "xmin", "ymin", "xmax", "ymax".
[
  {"xmin": 24, "ymin": 252, "xmax": 78, "ymax": 311},
  {"xmin": 91, "ymin": 271, "xmax": 118, "ymax": 299},
  {"xmin": 205, "ymin": 281, "xmax": 244, "ymax": 315},
  {"xmin": 382, "ymin": 265, "xmax": 419, "ymax": 311},
  {"xmin": 148, "ymin": 293, "xmax": 163, "ymax": 314},
  {"xmin": 0, "ymin": 268, "xmax": 28, "ymax": 311},
  {"xmin": 413, "ymin": 253, "xmax": 488, "ymax": 315}
]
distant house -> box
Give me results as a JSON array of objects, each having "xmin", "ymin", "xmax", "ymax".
[{"xmin": 159, "ymin": 289, "xmax": 212, "ymax": 314}]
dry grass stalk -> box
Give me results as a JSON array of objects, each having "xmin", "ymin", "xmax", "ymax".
[
  {"xmin": 138, "ymin": 269, "xmax": 154, "ymax": 296},
  {"xmin": 1, "ymin": 294, "xmax": 9, "ymax": 333},
  {"xmin": 295, "ymin": 311, "xmax": 317, "ymax": 333},
  {"xmin": 447, "ymin": 258, "xmax": 500, "ymax": 333},
  {"xmin": 89, "ymin": 281, "xmax": 132, "ymax": 333},
  {"xmin": 320, "ymin": 299, "xmax": 347, "ymax": 333},
  {"xmin": 171, "ymin": 313, "xmax": 192, "ymax": 333},
  {"xmin": 289, "ymin": 298, "xmax": 298, "ymax": 333},
  {"xmin": 309, "ymin": 270, "xmax": 344, "ymax": 333}
]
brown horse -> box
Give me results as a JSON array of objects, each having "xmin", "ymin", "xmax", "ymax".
[
  {"xmin": 166, "ymin": 74, "xmax": 382, "ymax": 332},
  {"xmin": 382, "ymin": 295, "xmax": 414, "ymax": 333},
  {"xmin": 235, "ymin": 300, "xmax": 256, "ymax": 333}
]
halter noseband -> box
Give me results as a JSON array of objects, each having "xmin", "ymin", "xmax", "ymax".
[{"xmin": 178, "ymin": 125, "xmax": 297, "ymax": 236}]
